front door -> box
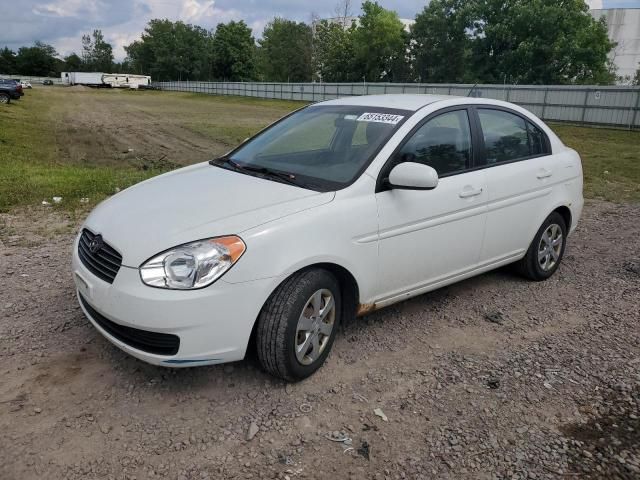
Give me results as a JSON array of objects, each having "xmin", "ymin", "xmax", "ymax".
[{"xmin": 374, "ymin": 108, "xmax": 488, "ymax": 301}]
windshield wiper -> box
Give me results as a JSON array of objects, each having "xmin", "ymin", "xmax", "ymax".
[
  {"xmin": 238, "ymin": 164, "xmax": 301, "ymax": 187},
  {"xmin": 210, "ymin": 156, "xmax": 301, "ymax": 188}
]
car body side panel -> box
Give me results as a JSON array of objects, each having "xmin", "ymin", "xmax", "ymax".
[
  {"xmin": 373, "ymin": 170, "xmax": 488, "ymax": 301},
  {"xmin": 225, "ymin": 174, "xmax": 381, "ymax": 304},
  {"xmin": 480, "ymin": 146, "xmax": 583, "ymax": 263}
]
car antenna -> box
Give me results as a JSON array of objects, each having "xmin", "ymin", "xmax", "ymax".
[{"xmin": 467, "ymin": 83, "xmax": 478, "ymax": 97}]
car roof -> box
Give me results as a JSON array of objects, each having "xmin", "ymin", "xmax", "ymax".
[{"xmin": 316, "ymin": 94, "xmax": 460, "ymax": 112}]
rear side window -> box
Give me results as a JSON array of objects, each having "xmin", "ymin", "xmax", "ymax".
[
  {"xmin": 397, "ymin": 110, "xmax": 472, "ymax": 176},
  {"xmin": 478, "ymin": 109, "xmax": 549, "ymax": 164},
  {"xmin": 528, "ymin": 122, "xmax": 548, "ymax": 156}
]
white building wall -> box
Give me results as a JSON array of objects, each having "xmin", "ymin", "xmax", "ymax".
[{"xmin": 590, "ymin": 8, "xmax": 640, "ymax": 81}]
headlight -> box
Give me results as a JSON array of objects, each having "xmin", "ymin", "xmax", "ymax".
[{"xmin": 140, "ymin": 236, "xmax": 246, "ymax": 289}]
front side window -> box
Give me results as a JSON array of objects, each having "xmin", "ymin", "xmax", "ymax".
[
  {"xmin": 227, "ymin": 106, "xmax": 410, "ymax": 189},
  {"xmin": 396, "ymin": 109, "xmax": 472, "ymax": 176},
  {"xmin": 478, "ymin": 109, "xmax": 549, "ymax": 164}
]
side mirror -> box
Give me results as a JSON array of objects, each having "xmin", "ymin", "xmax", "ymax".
[{"xmin": 387, "ymin": 162, "xmax": 439, "ymax": 190}]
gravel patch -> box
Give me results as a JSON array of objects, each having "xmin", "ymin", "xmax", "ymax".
[{"xmin": 0, "ymin": 199, "xmax": 638, "ymax": 479}]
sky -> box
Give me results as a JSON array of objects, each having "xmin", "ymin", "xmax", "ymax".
[
  {"xmin": 0, "ymin": 0, "xmax": 639, "ymax": 61},
  {"xmin": 0, "ymin": 0, "xmax": 426, "ymax": 60}
]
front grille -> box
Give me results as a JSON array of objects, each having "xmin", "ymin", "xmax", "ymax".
[
  {"xmin": 79, "ymin": 294, "xmax": 180, "ymax": 356},
  {"xmin": 78, "ymin": 229, "xmax": 122, "ymax": 284}
]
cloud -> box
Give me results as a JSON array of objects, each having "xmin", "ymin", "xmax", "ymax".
[
  {"xmin": 180, "ymin": 0, "xmax": 216, "ymax": 21},
  {"xmin": 2, "ymin": 0, "xmax": 428, "ymax": 61}
]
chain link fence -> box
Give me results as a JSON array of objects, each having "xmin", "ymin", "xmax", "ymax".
[{"xmin": 155, "ymin": 81, "xmax": 640, "ymax": 129}]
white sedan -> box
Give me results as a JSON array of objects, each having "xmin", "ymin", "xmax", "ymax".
[{"xmin": 72, "ymin": 94, "xmax": 583, "ymax": 381}]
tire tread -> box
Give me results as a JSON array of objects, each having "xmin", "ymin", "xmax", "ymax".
[{"xmin": 256, "ymin": 269, "xmax": 329, "ymax": 381}]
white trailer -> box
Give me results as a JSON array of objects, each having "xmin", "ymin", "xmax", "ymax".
[
  {"xmin": 102, "ymin": 74, "xmax": 152, "ymax": 89},
  {"xmin": 61, "ymin": 72, "xmax": 105, "ymax": 86}
]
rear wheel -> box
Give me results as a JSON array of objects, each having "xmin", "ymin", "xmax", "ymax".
[
  {"xmin": 0, "ymin": 93, "xmax": 10, "ymax": 104},
  {"xmin": 516, "ymin": 212, "xmax": 567, "ymax": 281},
  {"xmin": 256, "ymin": 269, "xmax": 341, "ymax": 381}
]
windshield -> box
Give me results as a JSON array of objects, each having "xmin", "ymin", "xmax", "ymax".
[{"xmin": 226, "ymin": 105, "xmax": 410, "ymax": 190}]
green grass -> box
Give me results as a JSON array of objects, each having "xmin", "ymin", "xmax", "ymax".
[
  {"xmin": 550, "ymin": 124, "xmax": 640, "ymax": 203},
  {"xmin": 0, "ymin": 89, "xmax": 638, "ymax": 213},
  {"xmin": 0, "ymin": 89, "xmax": 299, "ymax": 212},
  {"xmin": 0, "ymin": 90, "xmax": 162, "ymax": 212}
]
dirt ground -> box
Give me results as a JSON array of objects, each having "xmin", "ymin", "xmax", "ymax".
[
  {"xmin": 47, "ymin": 88, "xmax": 300, "ymax": 170},
  {"xmin": 0, "ymin": 199, "xmax": 638, "ymax": 480}
]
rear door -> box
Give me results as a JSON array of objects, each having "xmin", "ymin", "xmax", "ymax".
[
  {"xmin": 374, "ymin": 107, "xmax": 488, "ymax": 300},
  {"xmin": 473, "ymin": 107, "xmax": 556, "ymax": 264}
]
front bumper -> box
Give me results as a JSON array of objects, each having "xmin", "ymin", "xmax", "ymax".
[{"xmin": 72, "ymin": 236, "xmax": 280, "ymax": 367}]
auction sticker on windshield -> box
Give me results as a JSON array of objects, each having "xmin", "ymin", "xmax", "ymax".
[{"xmin": 357, "ymin": 112, "xmax": 404, "ymax": 125}]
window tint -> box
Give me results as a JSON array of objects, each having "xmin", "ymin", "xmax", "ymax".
[
  {"xmin": 397, "ymin": 110, "xmax": 472, "ymax": 176},
  {"xmin": 478, "ymin": 109, "xmax": 531, "ymax": 164},
  {"xmin": 527, "ymin": 121, "xmax": 548, "ymax": 156}
]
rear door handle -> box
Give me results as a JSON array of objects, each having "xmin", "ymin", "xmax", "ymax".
[
  {"xmin": 537, "ymin": 168, "xmax": 553, "ymax": 179},
  {"xmin": 459, "ymin": 187, "xmax": 483, "ymax": 198}
]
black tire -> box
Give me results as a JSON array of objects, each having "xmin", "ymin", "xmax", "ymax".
[
  {"xmin": 0, "ymin": 93, "xmax": 10, "ymax": 104},
  {"xmin": 516, "ymin": 212, "xmax": 567, "ymax": 281},
  {"xmin": 256, "ymin": 269, "xmax": 341, "ymax": 382}
]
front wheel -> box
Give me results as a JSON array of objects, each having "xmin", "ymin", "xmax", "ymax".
[
  {"xmin": 0, "ymin": 93, "xmax": 10, "ymax": 104},
  {"xmin": 516, "ymin": 212, "xmax": 567, "ymax": 281},
  {"xmin": 256, "ymin": 269, "xmax": 341, "ymax": 381}
]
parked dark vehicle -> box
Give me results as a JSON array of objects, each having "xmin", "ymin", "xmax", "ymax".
[
  {"xmin": 42, "ymin": 79, "xmax": 54, "ymax": 85},
  {"xmin": 0, "ymin": 79, "xmax": 23, "ymax": 104}
]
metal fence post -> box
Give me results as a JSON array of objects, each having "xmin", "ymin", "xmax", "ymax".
[
  {"xmin": 631, "ymin": 89, "xmax": 640, "ymax": 130},
  {"xmin": 580, "ymin": 88, "xmax": 589, "ymax": 125},
  {"xmin": 541, "ymin": 87, "xmax": 549, "ymax": 120}
]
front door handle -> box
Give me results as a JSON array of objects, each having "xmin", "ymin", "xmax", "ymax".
[
  {"xmin": 459, "ymin": 187, "xmax": 483, "ymax": 198},
  {"xmin": 537, "ymin": 168, "xmax": 553, "ymax": 179}
]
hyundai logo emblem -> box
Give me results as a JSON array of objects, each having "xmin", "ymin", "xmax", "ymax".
[{"xmin": 88, "ymin": 234, "xmax": 104, "ymax": 253}]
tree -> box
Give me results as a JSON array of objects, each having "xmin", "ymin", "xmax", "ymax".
[
  {"xmin": 468, "ymin": 0, "xmax": 615, "ymax": 85},
  {"xmin": 14, "ymin": 42, "xmax": 59, "ymax": 76},
  {"xmin": 333, "ymin": 0, "xmax": 355, "ymax": 27},
  {"xmin": 63, "ymin": 53, "xmax": 83, "ymax": 71},
  {"xmin": 112, "ymin": 59, "xmax": 132, "ymax": 73},
  {"xmin": 352, "ymin": 1, "xmax": 406, "ymax": 82},
  {"xmin": 412, "ymin": 0, "xmax": 472, "ymax": 83},
  {"xmin": 211, "ymin": 21, "xmax": 255, "ymax": 81},
  {"xmin": 313, "ymin": 20, "xmax": 358, "ymax": 82},
  {"xmin": 81, "ymin": 30, "xmax": 114, "ymax": 72},
  {"xmin": 633, "ymin": 64, "xmax": 640, "ymax": 86},
  {"xmin": 125, "ymin": 20, "xmax": 213, "ymax": 80},
  {"xmin": 0, "ymin": 47, "xmax": 17, "ymax": 74},
  {"xmin": 258, "ymin": 18, "xmax": 313, "ymax": 82}
]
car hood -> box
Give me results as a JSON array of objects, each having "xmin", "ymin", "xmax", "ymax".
[{"xmin": 84, "ymin": 162, "xmax": 334, "ymax": 267}]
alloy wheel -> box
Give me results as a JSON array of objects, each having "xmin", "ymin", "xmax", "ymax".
[
  {"xmin": 294, "ymin": 289, "xmax": 335, "ymax": 365},
  {"xmin": 538, "ymin": 223, "xmax": 563, "ymax": 271}
]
